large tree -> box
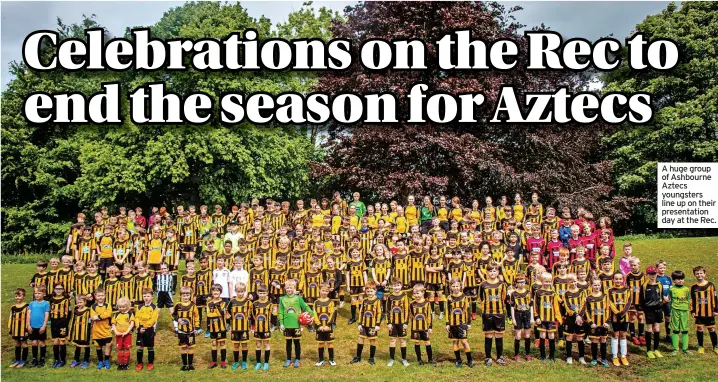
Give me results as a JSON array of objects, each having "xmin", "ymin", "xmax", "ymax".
[
  {"xmin": 313, "ymin": 2, "xmax": 632, "ymax": 221},
  {"xmin": 602, "ymin": 2, "xmax": 718, "ymax": 228},
  {"xmin": 1, "ymin": 2, "xmax": 336, "ymax": 253}
]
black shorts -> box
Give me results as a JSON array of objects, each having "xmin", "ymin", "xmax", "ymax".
[
  {"xmin": 565, "ymin": 315, "xmax": 585, "ymax": 335},
  {"xmin": 136, "ymin": 327, "xmax": 155, "ymax": 347},
  {"xmin": 73, "ymin": 340, "xmax": 90, "ymax": 346},
  {"xmin": 426, "ymin": 283, "xmax": 442, "ymax": 292},
  {"xmin": 448, "ymin": 325, "xmax": 469, "ymax": 340},
  {"xmin": 513, "ymin": 310, "xmax": 531, "ymax": 330},
  {"xmin": 99, "ymin": 258, "xmax": 114, "ymax": 272},
  {"xmin": 628, "ymin": 306, "xmax": 644, "ymax": 313},
  {"xmin": 181, "ymin": 244, "xmax": 197, "ymax": 254},
  {"xmin": 644, "ymin": 308, "xmax": 664, "ymax": 325},
  {"xmin": 611, "ymin": 321, "xmax": 629, "ymax": 332},
  {"xmin": 210, "ymin": 330, "xmax": 227, "ymax": 340},
  {"xmin": 195, "ymin": 295, "xmax": 208, "ymax": 308},
  {"xmin": 232, "ymin": 330, "xmax": 250, "ymax": 343},
  {"xmin": 662, "ymin": 303, "xmax": 671, "ymax": 317},
  {"xmin": 463, "ymin": 287, "xmax": 477, "ymax": 297},
  {"xmin": 328, "ymin": 290, "xmax": 338, "ymax": 300},
  {"xmin": 148, "ymin": 263, "xmax": 160, "ymax": 272},
  {"xmin": 482, "ymin": 313, "xmax": 506, "ymax": 333},
  {"xmin": 411, "ymin": 330, "xmax": 430, "ymax": 342},
  {"xmin": 283, "ymin": 328, "xmax": 302, "ymax": 339},
  {"xmin": 12, "ymin": 335, "xmax": 28, "ymax": 342},
  {"xmin": 157, "ymin": 291, "xmax": 174, "ymax": 308},
  {"xmin": 51, "ymin": 318, "xmax": 69, "ymax": 339},
  {"xmin": 350, "ymin": 287, "xmax": 364, "ymax": 297},
  {"xmin": 359, "ymin": 326, "xmax": 378, "ymax": 339},
  {"xmin": 269, "ymin": 294, "xmax": 281, "ymax": 305},
  {"xmin": 388, "ymin": 324, "xmax": 407, "ymax": 338},
  {"xmin": 590, "ymin": 326, "xmax": 608, "ymax": 339},
  {"xmin": 94, "ymin": 337, "xmax": 112, "ymax": 347},
  {"xmin": 315, "ymin": 330, "xmax": 335, "ymax": 342},
  {"xmin": 178, "ymin": 332, "xmax": 196, "ymax": 347},
  {"xmin": 29, "ymin": 328, "xmax": 47, "ymax": 341},
  {"xmin": 537, "ymin": 320, "xmax": 557, "ymax": 333},
  {"xmin": 695, "ymin": 317, "xmax": 716, "ymax": 327},
  {"xmin": 254, "ymin": 331, "xmax": 271, "ymax": 340}
]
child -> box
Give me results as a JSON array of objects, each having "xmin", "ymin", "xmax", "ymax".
[
  {"xmin": 269, "ymin": 256, "xmax": 287, "ymax": 329},
  {"xmin": 228, "ymin": 282, "xmax": 252, "ymax": 370},
  {"xmin": 584, "ymin": 278, "xmax": 610, "ymax": 367},
  {"xmin": 156, "ymin": 263, "xmax": 175, "ymax": 310},
  {"xmin": 213, "ymin": 257, "xmax": 232, "ymax": 303},
  {"xmin": 608, "ymin": 272, "xmax": 631, "ymax": 365},
  {"xmin": 447, "ymin": 277, "xmax": 474, "ymax": 368},
  {"xmin": 251, "ymin": 284, "xmax": 272, "ymax": 371},
  {"xmin": 642, "ymin": 266, "xmax": 665, "ymax": 358},
  {"xmin": 346, "ymin": 248, "xmax": 368, "ymax": 324},
  {"xmin": 478, "ymin": 263, "xmax": 507, "ymax": 366},
  {"xmin": 323, "ymin": 256, "xmax": 343, "ymax": 308},
  {"xmin": 181, "ymin": 261, "xmax": 197, "ymax": 298},
  {"xmin": 533, "ymin": 272, "xmax": 563, "ymax": 361},
  {"xmin": 27, "ymin": 285, "xmax": 50, "ymax": 367},
  {"xmin": 229, "ymin": 256, "xmax": 249, "ymax": 298},
  {"xmin": 409, "ymin": 283, "xmax": 435, "ymax": 366},
  {"xmin": 304, "ymin": 259, "xmax": 324, "ymax": 306},
  {"xmin": 510, "ymin": 274, "xmax": 533, "ymax": 361},
  {"xmin": 279, "ymin": 279, "xmax": 314, "ymax": 368},
  {"xmin": 90, "ymin": 287, "xmax": 113, "ymax": 369},
  {"xmin": 386, "ymin": 277, "xmax": 410, "ymax": 367},
  {"xmin": 668, "ymin": 270, "xmax": 691, "ymax": 355},
  {"xmin": 195, "ymin": 256, "xmax": 212, "ymax": 335},
  {"xmin": 30, "ymin": 261, "xmax": 50, "ymax": 289},
  {"xmin": 619, "ymin": 242, "xmax": 633, "ymax": 276},
  {"xmin": 562, "ymin": 273, "xmax": 587, "ymax": 365},
  {"xmin": 626, "ymin": 257, "xmax": 646, "ymax": 345},
  {"xmin": 104, "ymin": 266, "xmax": 122, "ymax": 311},
  {"xmin": 424, "ymin": 245, "xmax": 445, "ymax": 319},
  {"xmin": 350, "ymin": 280, "xmax": 382, "ymax": 365},
  {"xmin": 48, "ymin": 283, "xmax": 71, "ymax": 368},
  {"xmin": 173, "ymin": 286, "xmax": 200, "ymax": 371},
  {"xmin": 9, "ymin": 288, "xmax": 30, "ymax": 368},
  {"xmin": 111, "ymin": 297, "xmax": 135, "ymax": 370},
  {"xmin": 133, "ymin": 262, "xmax": 153, "ymax": 308},
  {"xmin": 69, "ymin": 295, "xmax": 92, "ymax": 368},
  {"xmin": 656, "ymin": 260, "xmax": 673, "ymax": 341},
  {"xmin": 119, "ymin": 264, "xmax": 136, "ymax": 305},
  {"xmin": 207, "ymin": 284, "xmax": 228, "ymax": 368},
  {"xmin": 83, "ymin": 262, "xmax": 103, "ymax": 305},
  {"xmin": 57, "ymin": 256, "xmax": 75, "ymax": 295},
  {"xmin": 134, "ymin": 288, "xmax": 159, "ymax": 371},
  {"xmin": 690, "ymin": 266, "xmax": 717, "ymax": 354},
  {"xmin": 313, "ymin": 282, "xmax": 337, "ymax": 366}
]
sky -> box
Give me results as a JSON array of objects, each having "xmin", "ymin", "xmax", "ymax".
[{"xmin": 0, "ymin": 1, "xmax": 671, "ymax": 90}]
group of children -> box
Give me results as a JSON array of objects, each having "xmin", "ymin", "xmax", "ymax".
[{"xmin": 7, "ymin": 193, "xmax": 718, "ymax": 371}]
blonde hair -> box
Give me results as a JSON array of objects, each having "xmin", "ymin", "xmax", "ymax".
[{"xmin": 117, "ymin": 297, "xmax": 131, "ymax": 309}]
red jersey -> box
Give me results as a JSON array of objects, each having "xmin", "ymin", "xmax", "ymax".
[
  {"xmin": 567, "ymin": 237, "xmax": 582, "ymax": 262},
  {"xmin": 580, "ymin": 233, "xmax": 599, "ymax": 261},
  {"xmin": 525, "ymin": 237, "xmax": 545, "ymax": 262},
  {"xmin": 545, "ymin": 240, "xmax": 563, "ymax": 268}
]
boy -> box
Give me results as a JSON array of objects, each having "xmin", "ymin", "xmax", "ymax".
[
  {"xmin": 69, "ymin": 295, "xmax": 92, "ymax": 368},
  {"xmin": 409, "ymin": 283, "xmax": 435, "ymax": 366},
  {"xmin": 533, "ymin": 272, "xmax": 563, "ymax": 361},
  {"xmin": 562, "ymin": 273, "xmax": 587, "ymax": 365},
  {"xmin": 269, "ymin": 256, "xmax": 288, "ymax": 330},
  {"xmin": 156, "ymin": 263, "xmax": 175, "ymax": 310},
  {"xmin": 181, "ymin": 261, "xmax": 197, "ymax": 298},
  {"xmin": 642, "ymin": 266, "xmax": 665, "ymax": 358},
  {"xmin": 83, "ymin": 262, "xmax": 103, "ymax": 306},
  {"xmin": 90, "ymin": 287, "xmax": 113, "ymax": 369},
  {"xmin": 386, "ymin": 277, "xmax": 410, "ymax": 367},
  {"xmin": 583, "ymin": 278, "xmax": 610, "ymax": 367},
  {"xmin": 350, "ymin": 280, "xmax": 382, "ymax": 365},
  {"xmin": 134, "ymin": 288, "xmax": 159, "ymax": 371},
  {"xmin": 112, "ymin": 297, "xmax": 135, "ymax": 370},
  {"xmin": 213, "ymin": 257, "xmax": 232, "ymax": 303},
  {"xmin": 251, "ymin": 284, "xmax": 273, "ymax": 371},
  {"xmin": 173, "ymin": 286, "xmax": 200, "ymax": 371},
  {"xmin": 669, "ymin": 270, "xmax": 691, "ymax": 355},
  {"xmin": 195, "ymin": 256, "xmax": 212, "ymax": 335},
  {"xmin": 447, "ymin": 277, "xmax": 474, "ymax": 368},
  {"xmin": 27, "ymin": 285, "xmax": 50, "ymax": 367},
  {"xmin": 608, "ymin": 272, "xmax": 631, "ymax": 365},
  {"xmin": 98, "ymin": 225, "xmax": 115, "ymax": 279},
  {"xmin": 314, "ymin": 282, "xmax": 337, "ymax": 366},
  {"xmin": 656, "ymin": 260, "xmax": 673, "ymax": 341},
  {"xmin": 30, "ymin": 261, "xmax": 50, "ymax": 289},
  {"xmin": 8, "ymin": 288, "xmax": 30, "ymax": 368},
  {"xmin": 510, "ymin": 274, "xmax": 534, "ymax": 361},
  {"xmin": 133, "ymin": 263, "xmax": 153, "ymax": 307},
  {"xmin": 626, "ymin": 257, "xmax": 646, "ymax": 345},
  {"xmin": 478, "ymin": 263, "xmax": 507, "ymax": 366},
  {"xmin": 119, "ymin": 264, "xmax": 136, "ymax": 305},
  {"xmin": 48, "ymin": 283, "xmax": 71, "ymax": 368},
  {"xmin": 691, "ymin": 266, "xmax": 717, "ymax": 354},
  {"xmin": 279, "ymin": 279, "xmax": 314, "ymax": 368},
  {"xmin": 104, "ymin": 266, "xmax": 122, "ymax": 311},
  {"xmin": 228, "ymin": 282, "xmax": 252, "ymax": 370},
  {"xmin": 207, "ymin": 284, "xmax": 229, "ymax": 368},
  {"xmin": 346, "ymin": 248, "xmax": 368, "ymax": 324},
  {"xmin": 57, "ymin": 256, "xmax": 75, "ymax": 295},
  {"xmin": 162, "ymin": 228, "xmax": 180, "ymax": 287}
]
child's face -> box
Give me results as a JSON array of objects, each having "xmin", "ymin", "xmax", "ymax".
[
  {"xmin": 541, "ymin": 276, "xmax": 552, "ymax": 289},
  {"xmin": 160, "ymin": 265, "xmax": 169, "ymax": 274},
  {"xmin": 450, "ymin": 282, "xmax": 462, "ymax": 295},
  {"xmin": 411, "ymin": 288, "xmax": 423, "ymax": 301},
  {"xmin": 613, "ymin": 274, "xmax": 624, "ymax": 286},
  {"xmin": 181, "ymin": 292, "xmax": 191, "ymax": 302},
  {"xmin": 74, "ymin": 264, "xmax": 83, "ymax": 273},
  {"xmin": 217, "ymin": 258, "xmax": 225, "ymax": 268},
  {"xmin": 142, "ymin": 292, "xmax": 153, "ymax": 304},
  {"xmin": 568, "ymin": 279, "xmax": 577, "ymax": 289},
  {"xmin": 285, "ymin": 283, "xmax": 296, "ymax": 296},
  {"xmin": 488, "ymin": 268, "xmax": 499, "ymax": 279},
  {"xmin": 50, "ymin": 260, "xmax": 59, "ymax": 269},
  {"xmin": 320, "ymin": 287, "xmax": 329, "ymax": 299},
  {"xmin": 122, "ymin": 267, "xmax": 131, "ymax": 276},
  {"xmin": 137, "ymin": 265, "xmax": 147, "ymax": 274},
  {"xmin": 186, "ymin": 263, "xmax": 195, "ymax": 274},
  {"xmin": 674, "ymin": 278, "xmax": 685, "ymax": 286},
  {"xmin": 87, "ymin": 264, "xmax": 97, "ymax": 274},
  {"xmin": 648, "ymin": 273, "xmax": 657, "ymax": 282},
  {"xmin": 576, "ymin": 249, "xmax": 585, "ymax": 258},
  {"xmin": 392, "ymin": 283, "xmax": 402, "ymax": 293},
  {"xmin": 292, "ymin": 258, "xmax": 301, "ymax": 267},
  {"xmin": 257, "ymin": 291, "xmax": 268, "ymax": 301},
  {"xmin": 577, "ymin": 271, "xmax": 587, "ymax": 281},
  {"xmin": 62, "ymin": 258, "xmax": 72, "ymax": 268},
  {"xmin": 34, "ymin": 289, "xmax": 44, "ymax": 301},
  {"xmin": 694, "ymin": 270, "xmax": 705, "ymax": 281},
  {"xmin": 76, "ymin": 299, "xmax": 85, "ymax": 309},
  {"xmin": 530, "ymin": 254, "xmax": 539, "ymax": 264},
  {"xmin": 95, "ymin": 292, "xmax": 105, "ymax": 304},
  {"xmin": 37, "ymin": 264, "xmax": 47, "ymax": 273},
  {"xmin": 630, "ymin": 261, "xmax": 640, "ymax": 273},
  {"xmin": 623, "ymin": 246, "xmax": 632, "ymax": 256},
  {"xmin": 311, "ymin": 263, "xmax": 320, "ymax": 271},
  {"xmin": 212, "ymin": 288, "xmax": 221, "ymax": 298},
  {"xmin": 365, "ymin": 287, "xmax": 376, "ymax": 299},
  {"xmin": 326, "ymin": 258, "xmax": 335, "ymax": 268},
  {"xmin": 15, "ymin": 292, "xmax": 25, "ymax": 303},
  {"xmin": 657, "ymin": 264, "xmax": 667, "ymax": 275},
  {"xmin": 592, "ymin": 281, "xmax": 602, "ymax": 293},
  {"xmin": 602, "ymin": 261, "xmax": 612, "ymax": 272},
  {"xmin": 252, "ymin": 258, "xmax": 262, "ymax": 268}
]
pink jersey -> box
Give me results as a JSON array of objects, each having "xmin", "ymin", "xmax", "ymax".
[
  {"xmin": 545, "ymin": 240, "xmax": 563, "ymax": 268},
  {"xmin": 525, "ymin": 237, "xmax": 545, "ymax": 263}
]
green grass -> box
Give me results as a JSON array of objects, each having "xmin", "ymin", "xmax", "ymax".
[{"xmin": 3, "ymin": 236, "xmax": 718, "ymax": 381}]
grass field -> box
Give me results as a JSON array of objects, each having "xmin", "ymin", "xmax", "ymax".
[{"xmin": 3, "ymin": 236, "xmax": 718, "ymax": 381}]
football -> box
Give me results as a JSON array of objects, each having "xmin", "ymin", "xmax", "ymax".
[{"xmin": 298, "ymin": 311, "xmax": 313, "ymax": 326}]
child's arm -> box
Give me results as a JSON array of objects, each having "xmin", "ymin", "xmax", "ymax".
[
  {"xmin": 278, "ymin": 297, "xmax": 286, "ymax": 329},
  {"xmin": 299, "ymin": 296, "xmax": 314, "ymax": 315}
]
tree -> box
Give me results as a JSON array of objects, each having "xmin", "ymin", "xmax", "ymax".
[
  {"xmin": 312, "ymin": 2, "xmax": 632, "ymax": 222},
  {"xmin": 2, "ymin": 3, "xmax": 334, "ymax": 253},
  {"xmin": 602, "ymin": 2, "xmax": 718, "ymax": 229}
]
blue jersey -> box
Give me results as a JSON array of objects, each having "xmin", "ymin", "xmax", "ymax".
[
  {"xmin": 657, "ymin": 275, "xmax": 672, "ymax": 298},
  {"xmin": 28, "ymin": 300, "xmax": 50, "ymax": 328}
]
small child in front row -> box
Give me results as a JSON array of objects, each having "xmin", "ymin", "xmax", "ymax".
[
  {"xmin": 27, "ymin": 285, "xmax": 51, "ymax": 368},
  {"xmin": 134, "ymin": 287, "xmax": 159, "ymax": 371},
  {"xmin": 350, "ymin": 280, "xmax": 382, "ymax": 365},
  {"xmin": 669, "ymin": 270, "xmax": 691, "ymax": 355},
  {"xmin": 69, "ymin": 295, "xmax": 92, "ymax": 368},
  {"xmin": 608, "ymin": 272, "xmax": 631, "ymax": 366},
  {"xmin": 207, "ymin": 284, "xmax": 229, "ymax": 368},
  {"xmin": 252, "ymin": 284, "xmax": 273, "ymax": 371},
  {"xmin": 409, "ymin": 283, "xmax": 435, "ymax": 366},
  {"xmin": 584, "ymin": 278, "xmax": 610, "ymax": 367},
  {"xmin": 112, "ymin": 297, "xmax": 135, "ymax": 370},
  {"xmin": 173, "ymin": 286, "xmax": 200, "ymax": 371},
  {"xmin": 447, "ymin": 277, "xmax": 474, "ymax": 368},
  {"xmin": 8, "ymin": 288, "xmax": 30, "ymax": 368},
  {"xmin": 386, "ymin": 277, "xmax": 410, "ymax": 367},
  {"xmin": 228, "ymin": 282, "xmax": 252, "ymax": 370},
  {"xmin": 313, "ymin": 282, "xmax": 337, "ymax": 366},
  {"xmin": 510, "ymin": 274, "xmax": 534, "ymax": 361},
  {"xmin": 642, "ymin": 266, "xmax": 665, "ymax": 359},
  {"xmin": 279, "ymin": 278, "xmax": 314, "ymax": 368},
  {"xmin": 691, "ymin": 266, "xmax": 718, "ymax": 355}
]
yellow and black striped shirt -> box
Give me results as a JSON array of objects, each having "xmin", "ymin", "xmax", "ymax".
[
  {"xmin": 248, "ymin": 267, "xmax": 268, "ymax": 294},
  {"xmin": 268, "ymin": 268, "xmax": 287, "ymax": 296},
  {"xmin": 510, "ymin": 289, "xmax": 532, "ymax": 312},
  {"xmin": 598, "ymin": 272, "xmax": 615, "ymax": 294},
  {"xmin": 313, "ymin": 298, "xmax": 337, "ymax": 328},
  {"xmin": 392, "ymin": 253, "xmax": 411, "ymax": 287},
  {"xmin": 195, "ymin": 269, "xmax": 212, "ymax": 297},
  {"xmin": 180, "ymin": 274, "xmax": 196, "ymax": 295},
  {"xmin": 69, "ymin": 306, "xmax": 92, "ymax": 342},
  {"xmin": 500, "ymin": 258, "xmax": 520, "ymax": 286},
  {"xmin": 346, "ymin": 260, "xmax": 366, "ymax": 288},
  {"xmin": 372, "ymin": 258, "xmax": 390, "ymax": 284},
  {"xmin": 8, "ymin": 303, "xmax": 29, "ymax": 337},
  {"xmin": 56, "ymin": 269, "xmax": 75, "ymax": 294},
  {"xmin": 252, "ymin": 300, "xmax": 273, "ymax": 333},
  {"xmin": 409, "ymin": 250, "xmax": 426, "ymax": 283},
  {"xmin": 626, "ymin": 272, "xmax": 646, "ymax": 307},
  {"xmin": 462, "ymin": 260, "xmax": 478, "ymax": 288},
  {"xmin": 448, "ymin": 260, "xmax": 464, "ymax": 283},
  {"xmin": 570, "ymin": 258, "xmax": 591, "ymax": 277},
  {"xmin": 447, "ymin": 294, "xmax": 471, "ymax": 326},
  {"xmin": 31, "ymin": 272, "xmax": 51, "ymax": 289},
  {"xmin": 49, "ymin": 294, "xmax": 71, "ymax": 320},
  {"xmin": 553, "ymin": 276, "xmax": 570, "ymax": 298},
  {"xmin": 386, "ymin": 292, "xmax": 410, "ymax": 325},
  {"xmin": 479, "ymin": 280, "xmax": 507, "ymax": 315},
  {"xmin": 562, "ymin": 289, "xmax": 587, "ymax": 316},
  {"xmin": 304, "ymin": 271, "xmax": 323, "ymax": 299},
  {"xmin": 172, "ymin": 302, "xmax": 200, "ymax": 333},
  {"xmin": 83, "ymin": 273, "xmax": 102, "ymax": 297},
  {"xmin": 134, "ymin": 274, "xmax": 153, "ymax": 300},
  {"xmin": 533, "ymin": 288, "xmax": 563, "ymax": 323},
  {"xmin": 359, "ymin": 297, "xmax": 382, "ymax": 328},
  {"xmin": 181, "ymin": 221, "xmax": 199, "ymax": 245},
  {"xmin": 228, "ymin": 297, "xmax": 252, "ymax": 332},
  {"xmin": 425, "ymin": 256, "xmax": 443, "ymax": 285},
  {"xmin": 607, "ymin": 286, "xmax": 631, "ymax": 322},
  {"xmin": 583, "ymin": 293, "xmax": 609, "ymax": 327},
  {"xmin": 163, "ymin": 239, "xmax": 180, "ymax": 267},
  {"xmin": 409, "ymin": 300, "xmax": 432, "ymax": 331},
  {"xmin": 691, "ymin": 281, "xmax": 718, "ymax": 317}
]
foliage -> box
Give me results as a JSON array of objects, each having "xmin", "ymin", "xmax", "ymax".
[
  {"xmin": 1, "ymin": 3, "xmax": 335, "ymax": 253},
  {"xmin": 602, "ymin": 2, "xmax": 718, "ymax": 229},
  {"xmin": 313, "ymin": 1, "xmax": 634, "ymax": 223}
]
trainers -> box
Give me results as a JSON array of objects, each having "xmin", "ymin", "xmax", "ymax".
[
  {"xmin": 698, "ymin": 347, "xmax": 705, "ymax": 354},
  {"xmin": 484, "ymin": 358, "xmax": 492, "ymax": 366},
  {"xmin": 612, "ymin": 358, "xmax": 620, "ymax": 366},
  {"xmin": 196, "ymin": 329, "xmax": 203, "ymax": 335},
  {"xmin": 566, "ymin": 357, "xmax": 573, "ymax": 365},
  {"xmin": 466, "ymin": 360, "xmax": 474, "ymax": 368},
  {"xmin": 204, "ymin": 332, "xmax": 211, "ymax": 338},
  {"xmin": 18, "ymin": 361, "xmax": 27, "ymax": 368},
  {"xmin": 180, "ymin": 365, "xmax": 188, "ymax": 371},
  {"xmin": 254, "ymin": 362, "xmax": 262, "ymax": 370},
  {"xmin": 386, "ymin": 359, "xmax": 395, "ymax": 367},
  {"xmin": 401, "ymin": 359, "xmax": 410, "ymax": 366},
  {"xmin": 51, "ymin": 360, "xmax": 59, "ymax": 368},
  {"xmin": 29, "ymin": 359, "xmax": 38, "ymax": 368},
  {"xmin": 514, "ymin": 355, "xmax": 521, "ymax": 362},
  {"xmin": 294, "ymin": 359, "xmax": 300, "ymax": 368},
  {"xmin": 315, "ymin": 360, "xmax": 325, "ymax": 367},
  {"xmin": 136, "ymin": 363, "xmax": 144, "ymax": 371},
  {"xmin": 241, "ymin": 361, "xmax": 247, "ymax": 370},
  {"xmin": 232, "ymin": 362, "xmax": 240, "ymax": 370},
  {"xmin": 682, "ymin": 350, "xmax": 691, "ymax": 355},
  {"xmin": 495, "ymin": 357, "xmax": 506, "ymax": 366},
  {"xmin": 418, "ymin": 360, "xmax": 425, "ymax": 366},
  {"xmin": 455, "ymin": 360, "xmax": 462, "ymax": 368},
  {"xmin": 208, "ymin": 362, "xmax": 218, "ymax": 369},
  {"xmin": 429, "ymin": 360, "xmax": 437, "ymax": 367},
  {"xmin": 187, "ymin": 365, "xmax": 195, "ymax": 371},
  {"xmin": 671, "ymin": 350, "xmax": 679, "ymax": 356},
  {"xmin": 601, "ymin": 359, "xmax": 610, "ymax": 368},
  {"xmin": 10, "ymin": 361, "xmax": 19, "ymax": 368},
  {"xmin": 639, "ymin": 336, "xmax": 646, "ymax": 345},
  {"xmin": 714, "ymin": 348, "xmax": 718, "ymax": 356},
  {"xmin": 620, "ymin": 357, "xmax": 629, "ymax": 366},
  {"xmin": 525, "ymin": 355, "xmax": 534, "ymax": 361},
  {"xmin": 631, "ymin": 337, "xmax": 641, "ymax": 346},
  {"xmin": 647, "ymin": 351, "xmax": 655, "ymax": 359},
  {"xmin": 262, "ymin": 363, "xmax": 269, "ymax": 371},
  {"xmin": 349, "ymin": 357, "xmax": 361, "ymax": 364},
  {"xmin": 59, "ymin": 361, "xmax": 66, "ymax": 367},
  {"xmin": 654, "ymin": 350, "xmax": 664, "ymax": 358},
  {"xmin": 220, "ymin": 361, "xmax": 227, "ymax": 369},
  {"xmin": 105, "ymin": 360, "xmax": 111, "ymax": 369},
  {"xmin": 590, "ymin": 360, "xmax": 598, "ymax": 367},
  {"xmin": 80, "ymin": 361, "xmax": 89, "ymax": 369},
  {"xmin": 70, "ymin": 360, "xmax": 80, "ymax": 368},
  {"xmin": 579, "ymin": 357, "xmax": 587, "ymax": 365},
  {"xmin": 368, "ymin": 358, "xmax": 375, "ymax": 365},
  {"xmin": 534, "ymin": 339, "xmax": 541, "ymax": 347},
  {"xmin": 329, "ymin": 360, "xmax": 337, "ymax": 366},
  {"xmin": 347, "ymin": 318, "xmax": 356, "ymax": 325},
  {"xmin": 98, "ymin": 361, "xmax": 105, "ymax": 370},
  {"xmin": 146, "ymin": 363, "xmax": 153, "ymax": 371},
  {"xmin": 283, "ymin": 359, "xmax": 292, "ymax": 368}
]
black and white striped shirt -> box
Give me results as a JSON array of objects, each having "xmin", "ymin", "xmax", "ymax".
[{"xmin": 156, "ymin": 273, "xmax": 174, "ymax": 293}]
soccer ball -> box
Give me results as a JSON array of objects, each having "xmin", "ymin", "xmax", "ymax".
[{"xmin": 298, "ymin": 312, "xmax": 313, "ymax": 326}]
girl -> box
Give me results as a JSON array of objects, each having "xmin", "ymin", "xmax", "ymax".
[
  {"xmin": 49, "ymin": 283, "xmax": 71, "ymax": 367},
  {"xmin": 447, "ymin": 278, "xmax": 473, "ymax": 368},
  {"xmin": 510, "ymin": 274, "xmax": 534, "ymax": 361},
  {"xmin": 608, "ymin": 272, "xmax": 631, "ymax": 366},
  {"xmin": 585, "ymin": 278, "xmax": 610, "ymax": 367}
]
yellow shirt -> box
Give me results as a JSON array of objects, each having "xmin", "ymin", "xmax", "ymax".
[
  {"xmin": 396, "ymin": 216, "xmax": 408, "ymax": 234},
  {"xmin": 405, "ymin": 205, "xmax": 419, "ymax": 226},
  {"xmin": 134, "ymin": 303, "xmax": 159, "ymax": 328},
  {"xmin": 147, "ymin": 238, "xmax": 163, "ymax": 264},
  {"xmin": 90, "ymin": 303, "xmax": 113, "ymax": 339},
  {"xmin": 99, "ymin": 235, "xmax": 114, "ymax": 259},
  {"xmin": 312, "ymin": 213, "xmax": 325, "ymax": 228},
  {"xmin": 112, "ymin": 311, "xmax": 135, "ymax": 333}
]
